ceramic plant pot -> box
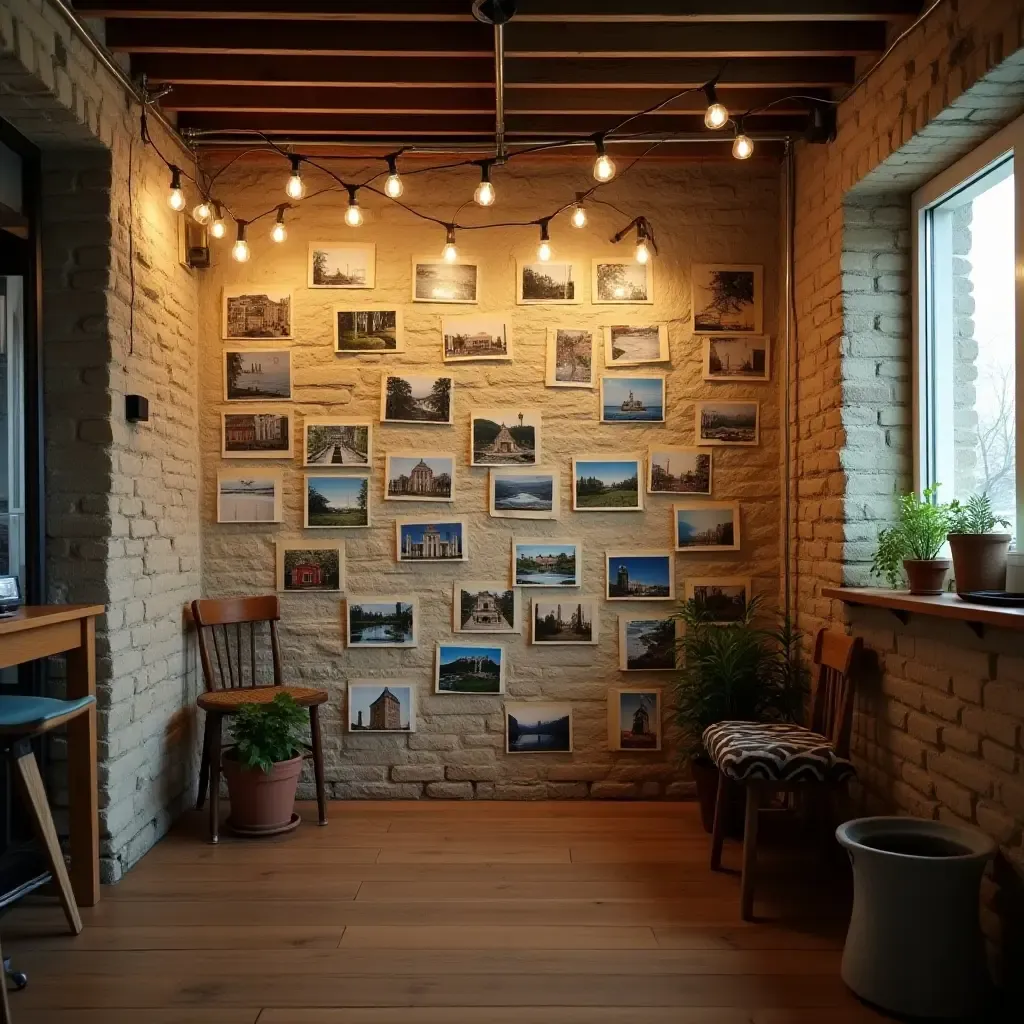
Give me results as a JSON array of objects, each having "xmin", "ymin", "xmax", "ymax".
[
  {"xmin": 947, "ymin": 533, "xmax": 1011, "ymax": 595},
  {"xmin": 902, "ymin": 558, "xmax": 951, "ymax": 595},
  {"xmin": 222, "ymin": 750, "xmax": 302, "ymax": 833}
]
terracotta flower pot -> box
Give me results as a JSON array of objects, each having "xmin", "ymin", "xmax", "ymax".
[
  {"xmin": 691, "ymin": 755, "xmax": 744, "ymax": 837},
  {"xmin": 222, "ymin": 750, "xmax": 302, "ymax": 833},
  {"xmin": 947, "ymin": 533, "xmax": 1011, "ymax": 595},
  {"xmin": 902, "ymin": 558, "xmax": 951, "ymax": 596}
]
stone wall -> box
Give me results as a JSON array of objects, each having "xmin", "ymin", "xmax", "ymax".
[{"xmin": 199, "ymin": 158, "xmax": 781, "ymax": 799}]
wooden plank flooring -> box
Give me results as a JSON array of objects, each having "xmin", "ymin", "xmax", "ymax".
[{"xmin": 1, "ymin": 800, "xmax": 892, "ymax": 1023}]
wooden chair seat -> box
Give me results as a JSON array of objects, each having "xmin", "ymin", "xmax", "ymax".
[
  {"xmin": 197, "ymin": 686, "xmax": 327, "ymax": 712},
  {"xmin": 703, "ymin": 721, "xmax": 855, "ymax": 784}
]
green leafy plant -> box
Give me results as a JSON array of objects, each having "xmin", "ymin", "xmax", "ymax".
[
  {"xmin": 946, "ymin": 493, "xmax": 1010, "ymax": 536},
  {"xmin": 228, "ymin": 692, "xmax": 307, "ymax": 774},
  {"xmin": 671, "ymin": 597, "xmax": 808, "ymax": 760},
  {"xmin": 870, "ymin": 485, "xmax": 951, "ymax": 588}
]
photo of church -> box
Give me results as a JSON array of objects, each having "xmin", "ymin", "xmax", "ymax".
[
  {"xmin": 385, "ymin": 454, "xmax": 455, "ymax": 501},
  {"xmin": 453, "ymin": 582, "xmax": 519, "ymax": 634},
  {"xmin": 396, "ymin": 520, "xmax": 467, "ymax": 562}
]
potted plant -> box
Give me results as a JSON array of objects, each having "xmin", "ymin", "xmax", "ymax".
[
  {"xmin": 672, "ymin": 597, "xmax": 808, "ymax": 833},
  {"xmin": 870, "ymin": 486, "xmax": 951, "ymax": 595},
  {"xmin": 222, "ymin": 691, "xmax": 308, "ymax": 834},
  {"xmin": 946, "ymin": 494, "xmax": 1011, "ymax": 595}
]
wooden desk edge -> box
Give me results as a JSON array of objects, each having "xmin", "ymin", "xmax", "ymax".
[{"xmin": 0, "ymin": 605, "xmax": 104, "ymax": 636}]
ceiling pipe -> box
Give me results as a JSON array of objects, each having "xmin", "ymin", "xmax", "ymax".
[{"xmin": 493, "ymin": 22, "xmax": 507, "ymax": 162}]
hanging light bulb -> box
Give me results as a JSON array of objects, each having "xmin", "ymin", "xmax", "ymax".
[
  {"xmin": 442, "ymin": 225, "xmax": 458, "ymax": 263},
  {"xmin": 192, "ymin": 198, "xmax": 212, "ymax": 225},
  {"xmin": 474, "ymin": 162, "xmax": 495, "ymax": 206},
  {"xmin": 536, "ymin": 220, "xmax": 552, "ymax": 262},
  {"xmin": 344, "ymin": 186, "xmax": 364, "ymax": 227},
  {"xmin": 167, "ymin": 166, "xmax": 185, "ymax": 211},
  {"xmin": 285, "ymin": 154, "xmax": 305, "ymax": 200},
  {"xmin": 635, "ymin": 223, "xmax": 651, "ymax": 264},
  {"xmin": 384, "ymin": 154, "xmax": 404, "ymax": 199},
  {"xmin": 732, "ymin": 119, "xmax": 754, "ymax": 160},
  {"xmin": 702, "ymin": 82, "xmax": 729, "ymax": 130},
  {"xmin": 571, "ymin": 202, "xmax": 587, "ymax": 229},
  {"xmin": 592, "ymin": 136, "xmax": 616, "ymax": 182},
  {"xmin": 209, "ymin": 202, "xmax": 227, "ymax": 240},
  {"xmin": 270, "ymin": 207, "xmax": 287, "ymax": 243},
  {"xmin": 231, "ymin": 221, "xmax": 250, "ymax": 263}
]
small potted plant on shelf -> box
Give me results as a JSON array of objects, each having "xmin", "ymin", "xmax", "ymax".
[
  {"xmin": 222, "ymin": 691, "xmax": 308, "ymax": 835},
  {"xmin": 672, "ymin": 597, "xmax": 807, "ymax": 833},
  {"xmin": 946, "ymin": 494, "xmax": 1012, "ymax": 595},
  {"xmin": 870, "ymin": 486, "xmax": 952, "ymax": 595}
]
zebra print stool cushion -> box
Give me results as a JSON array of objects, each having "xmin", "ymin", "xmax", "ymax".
[{"xmin": 702, "ymin": 721, "xmax": 856, "ymax": 783}]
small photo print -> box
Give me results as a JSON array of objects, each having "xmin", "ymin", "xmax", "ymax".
[
  {"xmin": 490, "ymin": 467, "xmax": 559, "ymax": 520},
  {"xmin": 703, "ymin": 335, "xmax": 770, "ymax": 381},
  {"xmin": 648, "ymin": 447, "xmax": 712, "ymax": 496},
  {"xmin": 691, "ymin": 264, "xmax": 763, "ymax": 335},
  {"xmin": 573, "ymin": 456, "xmax": 643, "ymax": 512},
  {"xmin": 546, "ymin": 328, "xmax": 594, "ymax": 388},
  {"xmin": 442, "ymin": 315, "xmax": 510, "ymax": 362},
  {"xmin": 304, "ymin": 419, "xmax": 371, "ymax": 467},
  {"xmin": 674, "ymin": 501, "xmax": 740, "ymax": 552},
  {"xmin": 385, "ymin": 454, "xmax": 455, "ymax": 502},
  {"xmin": 276, "ymin": 542, "xmax": 344, "ymax": 593},
  {"xmin": 396, "ymin": 519, "xmax": 466, "ymax": 562},
  {"xmin": 532, "ymin": 598, "xmax": 599, "ymax": 645},
  {"xmin": 348, "ymin": 681, "xmax": 415, "ymax": 732},
  {"xmin": 335, "ymin": 308, "xmax": 403, "ymax": 353},
  {"xmin": 610, "ymin": 689, "xmax": 662, "ymax": 751},
  {"xmin": 513, "ymin": 539, "xmax": 581, "ymax": 588},
  {"xmin": 346, "ymin": 598, "xmax": 417, "ymax": 648},
  {"xmin": 223, "ymin": 288, "xmax": 291, "ymax": 340},
  {"xmin": 604, "ymin": 324, "xmax": 669, "ymax": 366},
  {"xmin": 216, "ymin": 470, "xmax": 282, "ymax": 524},
  {"xmin": 506, "ymin": 702, "xmax": 573, "ymax": 754},
  {"xmin": 696, "ymin": 401, "xmax": 759, "ymax": 446},
  {"xmin": 381, "ymin": 374, "xmax": 453, "ymax": 424},
  {"xmin": 435, "ymin": 643, "xmax": 505, "ymax": 694},
  {"xmin": 606, "ymin": 551, "xmax": 674, "ymax": 601},
  {"xmin": 453, "ymin": 581, "xmax": 520, "ymax": 634},
  {"xmin": 471, "ymin": 409, "xmax": 541, "ymax": 466},
  {"xmin": 518, "ymin": 261, "xmax": 581, "ymax": 304},
  {"xmin": 600, "ymin": 375, "xmax": 665, "ymax": 423},
  {"xmin": 685, "ymin": 577, "xmax": 751, "ymax": 624},
  {"xmin": 224, "ymin": 349, "xmax": 291, "ymax": 401},
  {"xmin": 619, "ymin": 616, "xmax": 679, "ymax": 671},
  {"xmin": 221, "ymin": 411, "xmax": 292, "ymax": 459},
  {"xmin": 304, "ymin": 474, "xmax": 370, "ymax": 529},
  {"xmin": 309, "ymin": 243, "xmax": 375, "ymax": 289},
  {"xmin": 592, "ymin": 259, "xmax": 653, "ymax": 304},
  {"xmin": 413, "ymin": 259, "xmax": 478, "ymax": 303}
]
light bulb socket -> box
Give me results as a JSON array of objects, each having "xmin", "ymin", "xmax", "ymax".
[
  {"xmin": 386, "ymin": 154, "xmax": 399, "ymax": 175},
  {"xmin": 169, "ymin": 165, "xmax": 182, "ymax": 190},
  {"xmin": 445, "ymin": 225, "xmax": 456, "ymax": 246},
  {"xmin": 733, "ymin": 116, "xmax": 746, "ymax": 137},
  {"xmin": 235, "ymin": 220, "xmax": 247, "ymax": 243},
  {"xmin": 275, "ymin": 206, "xmax": 286, "ymax": 225},
  {"xmin": 593, "ymin": 134, "xmax": 607, "ymax": 157},
  {"xmin": 289, "ymin": 154, "xmax": 302, "ymax": 175},
  {"xmin": 702, "ymin": 82, "xmax": 719, "ymax": 107},
  {"xmin": 479, "ymin": 160, "xmax": 492, "ymax": 183},
  {"xmin": 347, "ymin": 185, "xmax": 359, "ymax": 206},
  {"xmin": 539, "ymin": 219, "xmax": 550, "ymax": 243}
]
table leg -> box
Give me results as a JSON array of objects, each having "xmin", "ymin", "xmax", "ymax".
[
  {"xmin": 65, "ymin": 616, "xmax": 99, "ymax": 907},
  {"xmin": 209, "ymin": 712, "xmax": 222, "ymax": 844}
]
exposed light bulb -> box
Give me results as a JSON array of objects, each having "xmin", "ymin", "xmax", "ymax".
[
  {"xmin": 270, "ymin": 208, "xmax": 287, "ymax": 243},
  {"xmin": 384, "ymin": 155, "xmax": 404, "ymax": 198},
  {"xmin": 344, "ymin": 188, "xmax": 364, "ymax": 227},
  {"xmin": 285, "ymin": 155, "xmax": 305, "ymax": 200},
  {"xmin": 192, "ymin": 200, "xmax": 212, "ymax": 225},
  {"xmin": 702, "ymin": 82, "xmax": 729, "ymax": 130},
  {"xmin": 167, "ymin": 166, "xmax": 185, "ymax": 211},
  {"xmin": 442, "ymin": 225, "xmax": 458, "ymax": 263},
  {"xmin": 210, "ymin": 204, "xmax": 227, "ymax": 240},
  {"xmin": 732, "ymin": 132, "xmax": 754, "ymax": 160},
  {"xmin": 537, "ymin": 220, "xmax": 552, "ymax": 262},
  {"xmin": 635, "ymin": 239, "xmax": 651, "ymax": 264},
  {"xmin": 474, "ymin": 162, "xmax": 495, "ymax": 206},
  {"xmin": 232, "ymin": 221, "xmax": 250, "ymax": 262},
  {"xmin": 592, "ymin": 138, "xmax": 616, "ymax": 182},
  {"xmin": 571, "ymin": 203, "xmax": 587, "ymax": 228}
]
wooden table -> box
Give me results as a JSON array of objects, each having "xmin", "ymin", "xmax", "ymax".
[{"xmin": 0, "ymin": 605, "xmax": 103, "ymax": 907}]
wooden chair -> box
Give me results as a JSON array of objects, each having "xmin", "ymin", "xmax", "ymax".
[
  {"xmin": 704, "ymin": 629, "xmax": 863, "ymax": 920},
  {"xmin": 191, "ymin": 596, "xmax": 328, "ymax": 843}
]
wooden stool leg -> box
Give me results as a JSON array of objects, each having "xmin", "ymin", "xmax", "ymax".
[
  {"xmin": 0, "ymin": 931, "xmax": 12, "ymax": 1024},
  {"xmin": 710, "ymin": 771, "xmax": 728, "ymax": 871},
  {"xmin": 208, "ymin": 712, "xmax": 222, "ymax": 844},
  {"xmin": 13, "ymin": 744, "xmax": 82, "ymax": 935},
  {"xmin": 196, "ymin": 716, "xmax": 211, "ymax": 811},
  {"xmin": 310, "ymin": 705, "xmax": 327, "ymax": 826},
  {"xmin": 740, "ymin": 784, "xmax": 760, "ymax": 921}
]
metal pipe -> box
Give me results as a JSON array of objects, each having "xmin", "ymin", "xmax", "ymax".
[
  {"xmin": 783, "ymin": 139, "xmax": 795, "ymax": 625},
  {"xmin": 493, "ymin": 22, "xmax": 506, "ymax": 162}
]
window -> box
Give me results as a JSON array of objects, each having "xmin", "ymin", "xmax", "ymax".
[{"xmin": 913, "ymin": 116, "xmax": 1023, "ymax": 538}]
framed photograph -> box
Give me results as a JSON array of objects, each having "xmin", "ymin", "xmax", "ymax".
[
  {"xmin": 600, "ymin": 375, "xmax": 665, "ymax": 424},
  {"xmin": 304, "ymin": 474, "xmax": 370, "ymax": 529},
  {"xmin": 435, "ymin": 642, "xmax": 505, "ymax": 694},
  {"xmin": 573, "ymin": 455, "xmax": 643, "ymax": 512},
  {"xmin": 346, "ymin": 597, "xmax": 418, "ymax": 648},
  {"xmin": 506, "ymin": 702, "xmax": 573, "ymax": 754},
  {"xmin": 545, "ymin": 328, "xmax": 594, "ymax": 388},
  {"xmin": 304, "ymin": 419, "xmax": 371, "ymax": 468},
  {"xmin": 691, "ymin": 264, "xmax": 763, "ymax": 335},
  {"xmin": 221, "ymin": 410, "xmax": 292, "ymax": 459},
  {"xmin": 618, "ymin": 615, "xmax": 679, "ymax": 672},
  {"xmin": 442, "ymin": 315, "xmax": 511, "ymax": 361},
  {"xmin": 489, "ymin": 467, "xmax": 559, "ymax": 520},
  {"xmin": 674, "ymin": 501, "xmax": 740, "ymax": 552},
  {"xmin": 695, "ymin": 400, "xmax": 760, "ymax": 446},
  {"xmin": 647, "ymin": 447, "xmax": 712, "ymax": 496},
  {"xmin": 685, "ymin": 577, "xmax": 752, "ymax": 624},
  {"xmin": 380, "ymin": 374, "xmax": 453, "ymax": 425},
  {"xmin": 335, "ymin": 308, "xmax": 403, "ymax": 353},
  {"xmin": 592, "ymin": 258, "xmax": 653, "ymax": 304},
  {"xmin": 385, "ymin": 454, "xmax": 455, "ymax": 502},
  {"xmin": 703, "ymin": 335, "xmax": 770, "ymax": 381},
  {"xmin": 216, "ymin": 469, "xmax": 282, "ymax": 524},
  {"xmin": 532, "ymin": 597, "xmax": 599, "ymax": 645},
  {"xmin": 604, "ymin": 324, "xmax": 669, "ymax": 367},
  {"xmin": 309, "ymin": 242, "xmax": 375, "ymax": 289},
  {"xmin": 396, "ymin": 519, "xmax": 467, "ymax": 562},
  {"xmin": 224, "ymin": 349, "xmax": 291, "ymax": 402},
  {"xmin": 470, "ymin": 408, "xmax": 541, "ymax": 466},
  {"xmin": 348, "ymin": 681, "xmax": 415, "ymax": 732},
  {"xmin": 275, "ymin": 542, "xmax": 344, "ymax": 593},
  {"xmin": 223, "ymin": 288, "xmax": 291, "ymax": 340},
  {"xmin": 412, "ymin": 258, "xmax": 478, "ymax": 303},
  {"xmin": 453, "ymin": 581, "xmax": 521, "ymax": 634},
  {"xmin": 609, "ymin": 689, "xmax": 662, "ymax": 751},
  {"xmin": 517, "ymin": 261, "xmax": 581, "ymax": 304},
  {"xmin": 513, "ymin": 539, "xmax": 581, "ymax": 588},
  {"xmin": 606, "ymin": 551, "xmax": 675, "ymax": 601}
]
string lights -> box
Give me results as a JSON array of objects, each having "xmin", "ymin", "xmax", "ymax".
[
  {"xmin": 384, "ymin": 154, "xmax": 404, "ymax": 199},
  {"xmin": 536, "ymin": 219, "xmax": 552, "ymax": 262},
  {"xmin": 209, "ymin": 202, "xmax": 227, "ymax": 239},
  {"xmin": 592, "ymin": 135, "xmax": 616, "ymax": 182},
  {"xmin": 702, "ymin": 82, "xmax": 729, "ymax": 130},
  {"xmin": 167, "ymin": 165, "xmax": 185, "ymax": 211},
  {"xmin": 270, "ymin": 206, "xmax": 287, "ymax": 243},
  {"xmin": 344, "ymin": 186, "xmax": 364, "ymax": 226},
  {"xmin": 732, "ymin": 118, "xmax": 754, "ymax": 160},
  {"xmin": 192, "ymin": 198, "xmax": 212, "ymax": 225},
  {"xmin": 473, "ymin": 161, "xmax": 496, "ymax": 206},
  {"xmin": 442, "ymin": 225, "xmax": 458, "ymax": 263},
  {"xmin": 231, "ymin": 220, "xmax": 250, "ymax": 263},
  {"xmin": 285, "ymin": 155, "xmax": 305, "ymax": 200},
  {"xmin": 571, "ymin": 195, "xmax": 587, "ymax": 228}
]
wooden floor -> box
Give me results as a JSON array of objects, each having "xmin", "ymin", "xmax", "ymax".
[{"xmin": 1, "ymin": 801, "xmax": 892, "ymax": 1023}]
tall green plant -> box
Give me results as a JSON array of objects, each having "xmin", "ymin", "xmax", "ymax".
[
  {"xmin": 947, "ymin": 493, "xmax": 1010, "ymax": 535},
  {"xmin": 229, "ymin": 692, "xmax": 308, "ymax": 774},
  {"xmin": 870, "ymin": 485, "xmax": 950, "ymax": 588}
]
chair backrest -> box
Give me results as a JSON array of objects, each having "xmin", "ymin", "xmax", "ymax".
[
  {"xmin": 191, "ymin": 596, "xmax": 283, "ymax": 692},
  {"xmin": 808, "ymin": 629, "xmax": 862, "ymax": 756}
]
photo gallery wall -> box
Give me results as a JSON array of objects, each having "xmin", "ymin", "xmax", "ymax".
[{"xmin": 217, "ymin": 246, "xmax": 769, "ymax": 755}]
